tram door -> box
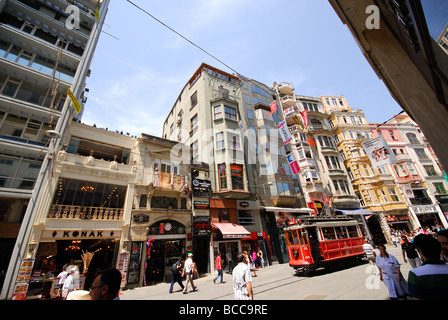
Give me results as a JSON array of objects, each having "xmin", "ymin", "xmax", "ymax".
[{"xmin": 307, "ymin": 227, "xmax": 323, "ymax": 264}]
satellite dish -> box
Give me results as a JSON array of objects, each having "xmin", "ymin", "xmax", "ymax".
[{"xmin": 45, "ymin": 130, "xmax": 61, "ymax": 139}]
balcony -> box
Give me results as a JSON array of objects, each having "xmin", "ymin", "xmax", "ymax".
[
  {"xmin": 48, "ymin": 204, "xmax": 124, "ymax": 221},
  {"xmin": 277, "ymin": 82, "xmax": 294, "ymax": 96},
  {"xmin": 281, "ymin": 95, "xmax": 296, "ymax": 108}
]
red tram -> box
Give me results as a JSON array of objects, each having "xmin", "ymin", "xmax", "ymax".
[{"xmin": 284, "ymin": 216, "xmax": 366, "ymax": 272}]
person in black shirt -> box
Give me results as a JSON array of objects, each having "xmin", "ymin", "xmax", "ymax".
[{"xmin": 401, "ymin": 236, "xmax": 422, "ymax": 269}]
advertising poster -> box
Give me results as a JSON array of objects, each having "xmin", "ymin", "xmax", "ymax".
[{"xmin": 361, "ymin": 135, "xmax": 397, "ymax": 169}]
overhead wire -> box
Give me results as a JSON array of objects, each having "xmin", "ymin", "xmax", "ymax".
[{"xmin": 126, "ymin": 0, "xmax": 240, "ymax": 76}]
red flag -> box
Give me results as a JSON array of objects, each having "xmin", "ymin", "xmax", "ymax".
[
  {"xmin": 270, "ymin": 101, "xmax": 277, "ymax": 114},
  {"xmin": 300, "ymin": 109, "xmax": 308, "ymax": 127},
  {"xmin": 307, "ymin": 137, "xmax": 316, "ymax": 146}
]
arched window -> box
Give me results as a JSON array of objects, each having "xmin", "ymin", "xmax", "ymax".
[{"xmin": 406, "ymin": 133, "xmax": 419, "ymax": 144}]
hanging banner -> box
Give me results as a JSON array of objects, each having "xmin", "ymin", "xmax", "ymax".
[
  {"xmin": 286, "ymin": 153, "xmax": 301, "ymax": 175},
  {"xmin": 361, "ymin": 135, "xmax": 397, "ymax": 169},
  {"xmin": 277, "ymin": 121, "xmax": 292, "ymax": 145},
  {"xmin": 300, "ymin": 109, "xmax": 308, "ymax": 128},
  {"xmin": 67, "ymin": 87, "xmax": 83, "ymax": 115}
]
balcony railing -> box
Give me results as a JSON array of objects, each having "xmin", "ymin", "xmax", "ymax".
[{"xmin": 48, "ymin": 204, "xmax": 124, "ymax": 221}]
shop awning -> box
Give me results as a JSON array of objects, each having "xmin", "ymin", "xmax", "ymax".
[
  {"xmin": 212, "ymin": 223, "xmax": 251, "ymax": 239},
  {"xmin": 262, "ymin": 206, "xmax": 315, "ymax": 214},
  {"xmin": 333, "ymin": 208, "xmax": 373, "ymax": 215}
]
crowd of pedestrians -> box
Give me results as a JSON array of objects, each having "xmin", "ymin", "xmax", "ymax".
[{"xmin": 367, "ymin": 225, "xmax": 448, "ymax": 300}]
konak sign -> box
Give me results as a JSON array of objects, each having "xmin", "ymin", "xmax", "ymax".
[{"xmin": 42, "ymin": 230, "xmax": 121, "ymax": 240}]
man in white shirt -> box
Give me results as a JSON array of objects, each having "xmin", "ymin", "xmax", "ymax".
[
  {"xmin": 182, "ymin": 253, "xmax": 197, "ymax": 294},
  {"xmin": 232, "ymin": 253, "xmax": 253, "ymax": 300},
  {"xmin": 62, "ymin": 269, "xmax": 76, "ymax": 299}
]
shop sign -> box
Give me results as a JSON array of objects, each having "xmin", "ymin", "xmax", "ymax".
[
  {"xmin": 237, "ymin": 200, "xmax": 259, "ymax": 210},
  {"xmin": 192, "ymin": 179, "xmax": 212, "ymax": 198},
  {"xmin": 192, "ymin": 216, "xmax": 211, "ymax": 236},
  {"xmin": 194, "ymin": 200, "xmax": 210, "ymax": 210},
  {"xmin": 43, "ymin": 230, "xmax": 121, "ymax": 240}
]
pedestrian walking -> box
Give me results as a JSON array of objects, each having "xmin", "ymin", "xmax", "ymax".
[
  {"xmin": 252, "ymin": 250, "xmax": 258, "ymax": 268},
  {"xmin": 226, "ymin": 249, "xmax": 233, "ymax": 274},
  {"xmin": 182, "ymin": 253, "xmax": 198, "ymax": 294},
  {"xmin": 169, "ymin": 257, "xmax": 184, "ymax": 293},
  {"xmin": 376, "ymin": 245, "xmax": 408, "ymax": 299},
  {"xmin": 408, "ymin": 234, "xmax": 448, "ymax": 300},
  {"xmin": 257, "ymin": 248, "xmax": 265, "ymax": 268},
  {"xmin": 89, "ymin": 267, "xmax": 122, "ymax": 300},
  {"xmin": 401, "ymin": 235, "xmax": 422, "ymax": 269},
  {"xmin": 62, "ymin": 269, "xmax": 76, "ymax": 299},
  {"xmin": 56, "ymin": 269, "xmax": 68, "ymax": 298},
  {"xmin": 232, "ymin": 253, "xmax": 254, "ymax": 300},
  {"xmin": 362, "ymin": 241, "xmax": 376, "ymax": 265},
  {"xmin": 213, "ymin": 252, "xmax": 224, "ymax": 284}
]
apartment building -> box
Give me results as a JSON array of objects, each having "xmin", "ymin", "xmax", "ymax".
[
  {"xmin": 384, "ymin": 113, "xmax": 448, "ymax": 229},
  {"xmin": 0, "ymin": 0, "xmax": 110, "ymax": 299}
]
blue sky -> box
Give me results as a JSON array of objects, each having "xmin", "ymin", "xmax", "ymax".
[{"xmin": 83, "ymin": 0, "xmax": 416, "ymax": 137}]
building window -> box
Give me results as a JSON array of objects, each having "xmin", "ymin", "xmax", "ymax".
[
  {"xmin": 214, "ymin": 106, "xmax": 223, "ymax": 120},
  {"xmin": 434, "ymin": 183, "xmax": 447, "ymax": 195},
  {"xmin": 218, "ymin": 164, "xmax": 227, "ymax": 190},
  {"xmin": 191, "ymin": 91, "xmax": 198, "ymax": 107},
  {"xmin": 415, "ymin": 148, "xmax": 428, "ymax": 160},
  {"xmin": 227, "ymin": 133, "xmax": 241, "ymax": 150},
  {"xmin": 424, "ymin": 165, "xmax": 437, "ymax": 176},
  {"xmin": 224, "ymin": 106, "xmax": 237, "ymax": 121},
  {"xmin": 218, "ymin": 209, "xmax": 230, "ymax": 222},
  {"xmin": 389, "ymin": 130, "xmax": 397, "ymax": 140},
  {"xmin": 216, "ymin": 132, "xmax": 224, "ymax": 149},
  {"xmin": 191, "ymin": 140, "xmax": 199, "ymax": 159},
  {"xmin": 190, "ymin": 114, "xmax": 198, "ymax": 133},
  {"xmin": 388, "ymin": 188, "xmax": 400, "ymax": 202},
  {"xmin": 230, "ymin": 164, "xmax": 244, "ymax": 190},
  {"xmin": 407, "ymin": 133, "xmax": 419, "ymax": 144}
]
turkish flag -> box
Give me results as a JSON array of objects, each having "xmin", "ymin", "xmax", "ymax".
[{"xmin": 270, "ymin": 101, "xmax": 277, "ymax": 114}]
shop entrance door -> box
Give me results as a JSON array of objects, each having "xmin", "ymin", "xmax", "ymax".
[{"xmin": 145, "ymin": 240, "xmax": 184, "ymax": 285}]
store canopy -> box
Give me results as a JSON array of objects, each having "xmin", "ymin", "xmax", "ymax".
[
  {"xmin": 212, "ymin": 223, "xmax": 251, "ymax": 239},
  {"xmin": 333, "ymin": 208, "xmax": 373, "ymax": 215},
  {"xmin": 262, "ymin": 206, "xmax": 315, "ymax": 214}
]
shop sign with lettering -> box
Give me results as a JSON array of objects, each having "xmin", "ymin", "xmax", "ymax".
[{"xmin": 42, "ymin": 230, "xmax": 122, "ymax": 240}]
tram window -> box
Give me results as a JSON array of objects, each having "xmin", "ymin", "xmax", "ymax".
[
  {"xmin": 322, "ymin": 227, "xmax": 336, "ymax": 240},
  {"xmin": 347, "ymin": 226, "xmax": 359, "ymax": 238},
  {"xmin": 293, "ymin": 231, "xmax": 299, "ymax": 245},
  {"xmin": 299, "ymin": 229, "xmax": 308, "ymax": 245},
  {"xmin": 335, "ymin": 226, "xmax": 348, "ymax": 239},
  {"xmin": 286, "ymin": 231, "xmax": 294, "ymax": 245}
]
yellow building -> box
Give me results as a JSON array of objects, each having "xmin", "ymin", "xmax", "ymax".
[{"xmin": 322, "ymin": 96, "xmax": 409, "ymax": 245}]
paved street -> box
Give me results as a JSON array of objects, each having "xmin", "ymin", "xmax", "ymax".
[{"xmin": 120, "ymin": 245, "xmax": 412, "ymax": 301}]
